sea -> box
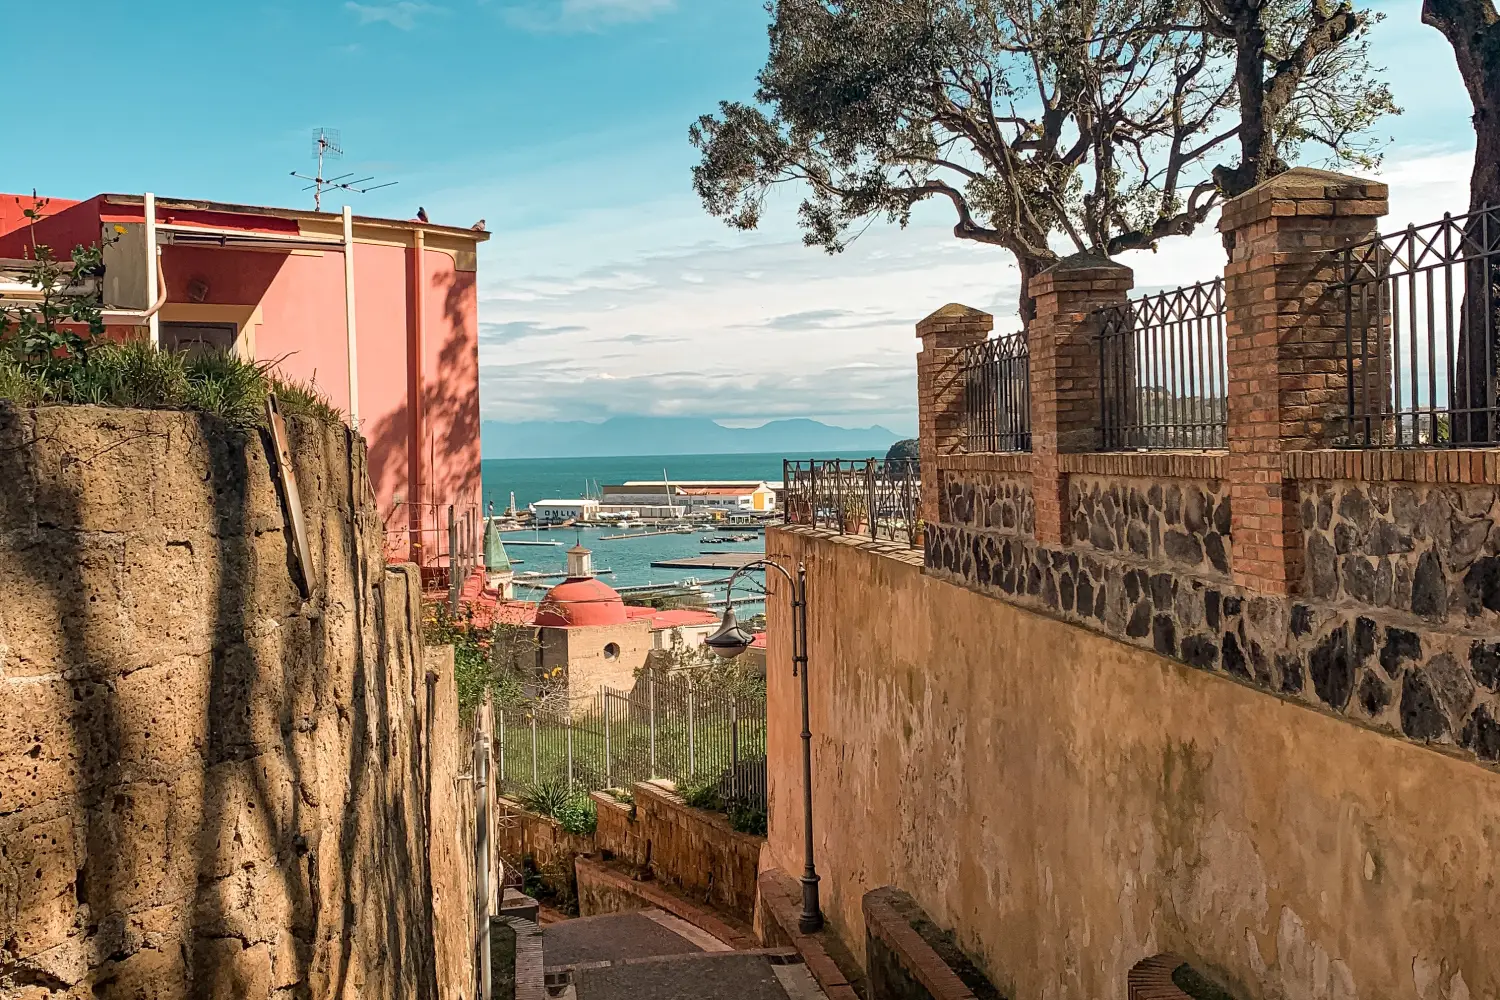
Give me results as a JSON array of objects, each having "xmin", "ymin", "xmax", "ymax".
[{"xmin": 478, "ymin": 452, "xmax": 820, "ymax": 611}]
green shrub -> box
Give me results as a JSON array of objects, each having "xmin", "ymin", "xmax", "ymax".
[
  {"xmin": 727, "ymin": 801, "xmax": 767, "ymax": 837},
  {"xmin": 556, "ymin": 794, "xmax": 598, "ymax": 836},
  {"xmin": 679, "ymin": 773, "xmax": 724, "ymax": 812},
  {"xmin": 519, "ymin": 779, "xmax": 572, "ymax": 818},
  {"xmin": 519, "ymin": 779, "xmax": 597, "ymax": 836},
  {"xmin": 0, "ymin": 340, "xmax": 343, "ymax": 427}
]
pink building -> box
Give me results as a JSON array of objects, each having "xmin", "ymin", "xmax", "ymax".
[{"xmin": 0, "ymin": 191, "xmax": 488, "ymax": 571}]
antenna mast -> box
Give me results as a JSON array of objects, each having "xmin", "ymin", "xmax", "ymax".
[{"xmin": 290, "ymin": 128, "xmax": 398, "ymax": 211}]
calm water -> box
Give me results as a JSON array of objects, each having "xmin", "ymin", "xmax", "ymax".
[{"xmin": 480, "ymin": 453, "xmax": 801, "ymax": 611}]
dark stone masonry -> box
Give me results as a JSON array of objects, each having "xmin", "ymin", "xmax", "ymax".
[
  {"xmin": 927, "ymin": 491, "xmax": 1500, "ymax": 766},
  {"xmin": 1068, "ymin": 475, "xmax": 1231, "ymax": 580},
  {"xmin": 940, "ymin": 470, "xmax": 1034, "ymax": 538}
]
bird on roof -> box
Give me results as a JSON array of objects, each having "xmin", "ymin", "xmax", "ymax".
[
  {"xmin": 416, "ymin": 206, "xmax": 429, "ymax": 223},
  {"xmin": 471, "ymin": 219, "xmax": 486, "ymax": 231}
]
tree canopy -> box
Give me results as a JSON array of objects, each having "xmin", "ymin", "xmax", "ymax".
[{"xmin": 692, "ymin": 0, "xmax": 1397, "ymax": 324}]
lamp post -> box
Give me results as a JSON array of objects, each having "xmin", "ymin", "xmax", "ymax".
[{"xmin": 705, "ymin": 558, "xmax": 822, "ymax": 934}]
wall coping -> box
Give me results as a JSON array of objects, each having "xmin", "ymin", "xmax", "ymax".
[
  {"xmin": 1286, "ymin": 448, "xmax": 1500, "ymax": 485},
  {"xmin": 941, "ymin": 453, "xmax": 1034, "ymax": 474},
  {"xmin": 632, "ymin": 779, "xmax": 768, "ymax": 851},
  {"xmin": 938, "ymin": 451, "xmax": 1228, "ymax": 481},
  {"xmin": 774, "ymin": 524, "xmax": 924, "ymax": 567},
  {"xmin": 863, "ymin": 887, "xmax": 981, "ymax": 1000},
  {"xmin": 1060, "ymin": 451, "xmax": 1226, "ymax": 481}
]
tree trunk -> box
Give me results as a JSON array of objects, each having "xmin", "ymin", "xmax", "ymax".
[
  {"xmin": 1017, "ymin": 255, "xmax": 1044, "ymax": 332},
  {"xmin": 1424, "ymin": 0, "xmax": 1500, "ymax": 442}
]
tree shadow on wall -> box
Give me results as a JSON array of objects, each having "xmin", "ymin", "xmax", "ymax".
[
  {"xmin": 362, "ymin": 262, "xmax": 482, "ymax": 557},
  {"xmin": 0, "ymin": 406, "xmax": 441, "ymax": 999}
]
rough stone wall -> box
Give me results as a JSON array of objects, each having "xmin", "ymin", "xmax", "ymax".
[
  {"xmin": 1068, "ymin": 476, "xmax": 1231, "ymax": 580},
  {"xmin": 630, "ymin": 781, "xmax": 761, "ymax": 923},
  {"xmin": 938, "ymin": 470, "xmax": 1033, "ymax": 538},
  {"xmin": 0, "ymin": 405, "xmax": 471, "ymax": 1000},
  {"xmin": 765, "ymin": 525, "xmax": 1500, "ymax": 1000},
  {"xmin": 929, "ymin": 467, "xmax": 1500, "ymax": 768}
]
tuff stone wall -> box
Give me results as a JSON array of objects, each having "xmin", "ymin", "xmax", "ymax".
[
  {"xmin": 764, "ymin": 525, "xmax": 1500, "ymax": 1000},
  {"xmin": 1067, "ymin": 476, "xmax": 1231, "ymax": 581},
  {"xmin": 0, "ymin": 405, "xmax": 472, "ymax": 1000}
]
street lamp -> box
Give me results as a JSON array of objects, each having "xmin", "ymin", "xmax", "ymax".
[{"xmin": 706, "ymin": 558, "xmax": 823, "ymax": 934}]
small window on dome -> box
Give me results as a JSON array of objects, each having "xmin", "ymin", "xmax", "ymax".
[{"xmin": 603, "ymin": 642, "xmax": 621, "ymax": 661}]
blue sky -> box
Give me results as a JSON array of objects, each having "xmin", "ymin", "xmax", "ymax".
[{"xmin": 0, "ymin": 0, "xmax": 1479, "ymax": 435}]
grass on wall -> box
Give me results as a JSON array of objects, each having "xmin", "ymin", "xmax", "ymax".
[{"xmin": 0, "ymin": 340, "xmax": 343, "ymax": 427}]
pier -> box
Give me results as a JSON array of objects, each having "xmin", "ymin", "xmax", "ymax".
[{"xmin": 650, "ymin": 552, "xmax": 764, "ymax": 571}]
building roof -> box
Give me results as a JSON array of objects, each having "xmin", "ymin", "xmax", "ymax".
[
  {"xmin": 750, "ymin": 632, "xmax": 767, "ymax": 649},
  {"xmin": 649, "ymin": 609, "xmax": 721, "ymax": 629},
  {"xmin": 679, "ymin": 487, "xmax": 760, "ymax": 497},
  {"xmin": 101, "ymin": 192, "xmax": 491, "ymax": 241},
  {"xmin": 617, "ymin": 480, "xmax": 772, "ymax": 488},
  {"xmin": 536, "ymin": 577, "xmax": 630, "ymax": 627}
]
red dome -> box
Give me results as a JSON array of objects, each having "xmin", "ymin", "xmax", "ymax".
[{"xmin": 535, "ymin": 577, "xmax": 628, "ymax": 627}]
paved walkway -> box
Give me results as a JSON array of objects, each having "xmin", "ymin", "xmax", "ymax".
[{"xmin": 538, "ymin": 908, "xmax": 825, "ymax": 1000}]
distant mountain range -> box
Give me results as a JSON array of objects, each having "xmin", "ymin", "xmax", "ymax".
[{"xmin": 482, "ymin": 417, "xmax": 906, "ymax": 459}]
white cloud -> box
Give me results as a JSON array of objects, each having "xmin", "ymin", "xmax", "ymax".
[
  {"xmin": 503, "ymin": 0, "xmax": 675, "ymax": 32},
  {"xmin": 465, "ymin": 144, "xmax": 1472, "ymax": 432},
  {"xmin": 345, "ymin": 1, "xmax": 444, "ymax": 30}
]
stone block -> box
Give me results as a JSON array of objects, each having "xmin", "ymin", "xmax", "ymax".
[
  {"xmin": 0, "ymin": 404, "xmax": 36, "ymax": 535},
  {"xmin": 0, "ymin": 810, "xmax": 81, "ymax": 961},
  {"xmin": 192, "ymin": 938, "xmax": 272, "ymax": 999},
  {"xmin": 0, "ymin": 530, "xmax": 133, "ymax": 680}
]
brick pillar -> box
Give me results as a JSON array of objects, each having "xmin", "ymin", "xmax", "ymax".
[
  {"xmin": 915, "ymin": 304, "xmax": 993, "ymax": 525},
  {"xmin": 1220, "ymin": 167, "xmax": 1388, "ymax": 594},
  {"xmin": 1029, "ymin": 255, "xmax": 1134, "ymax": 545}
]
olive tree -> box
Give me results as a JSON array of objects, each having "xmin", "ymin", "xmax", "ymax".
[{"xmin": 692, "ymin": 0, "xmax": 1396, "ymax": 325}]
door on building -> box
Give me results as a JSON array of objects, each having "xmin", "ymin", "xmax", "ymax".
[{"xmin": 160, "ymin": 322, "xmax": 237, "ymax": 357}]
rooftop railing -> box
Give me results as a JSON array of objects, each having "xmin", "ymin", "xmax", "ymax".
[{"xmin": 782, "ymin": 458, "xmax": 921, "ymax": 547}]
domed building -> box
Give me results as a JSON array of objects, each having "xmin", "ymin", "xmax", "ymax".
[{"xmin": 535, "ymin": 544, "xmax": 656, "ymax": 703}]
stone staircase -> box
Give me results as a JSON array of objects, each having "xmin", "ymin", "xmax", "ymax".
[{"xmin": 509, "ymin": 907, "xmax": 827, "ymax": 1000}]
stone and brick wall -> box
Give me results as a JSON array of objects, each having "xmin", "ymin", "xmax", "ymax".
[
  {"xmin": 912, "ymin": 168, "xmax": 1500, "ymax": 772},
  {"xmin": 0, "ymin": 405, "xmax": 472, "ymax": 1000},
  {"xmin": 762, "ymin": 525, "xmax": 1500, "ymax": 1000}
]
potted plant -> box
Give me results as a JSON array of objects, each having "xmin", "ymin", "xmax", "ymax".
[
  {"xmin": 838, "ymin": 495, "xmax": 869, "ymax": 535},
  {"xmin": 913, "ymin": 518, "xmax": 926, "ymax": 549}
]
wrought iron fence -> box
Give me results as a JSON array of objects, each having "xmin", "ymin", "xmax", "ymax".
[
  {"xmin": 494, "ymin": 668, "xmax": 767, "ymax": 813},
  {"xmin": 1334, "ymin": 206, "xmax": 1500, "ymax": 447},
  {"xmin": 962, "ymin": 332, "xmax": 1031, "ymax": 452},
  {"xmin": 781, "ymin": 458, "xmax": 921, "ymax": 546},
  {"xmin": 1097, "ymin": 278, "xmax": 1228, "ymax": 450}
]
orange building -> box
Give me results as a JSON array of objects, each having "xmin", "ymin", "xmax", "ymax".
[{"xmin": 0, "ymin": 191, "xmax": 487, "ymax": 571}]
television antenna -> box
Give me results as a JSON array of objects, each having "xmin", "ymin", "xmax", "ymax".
[{"xmin": 290, "ymin": 127, "xmax": 397, "ymax": 212}]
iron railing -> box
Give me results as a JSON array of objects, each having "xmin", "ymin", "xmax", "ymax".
[
  {"xmin": 782, "ymin": 458, "xmax": 921, "ymax": 546},
  {"xmin": 962, "ymin": 333, "xmax": 1032, "ymax": 452},
  {"xmin": 1335, "ymin": 206, "xmax": 1500, "ymax": 447},
  {"xmin": 1097, "ymin": 278, "xmax": 1228, "ymax": 450},
  {"xmin": 494, "ymin": 668, "xmax": 767, "ymax": 813}
]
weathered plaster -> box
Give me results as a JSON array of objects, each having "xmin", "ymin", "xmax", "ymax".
[{"xmin": 763, "ymin": 527, "xmax": 1500, "ymax": 1000}]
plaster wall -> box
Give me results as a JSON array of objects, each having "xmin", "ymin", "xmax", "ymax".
[
  {"xmin": 541, "ymin": 621, "xmax": 654, "ymax": 706},
  {"xmin": 763, "ymin": 525, "xmax": 1500, "ymax": 1000},
  {"xmin": 0, "ymin": 405, "xmax": 472, "ymax": 1000}
]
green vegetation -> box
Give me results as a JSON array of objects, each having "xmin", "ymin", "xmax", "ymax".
[
  {"xmin": 680, "ymin": 771, "xmax": 767, "ymax": 836},
  {"xmin": 679, "ymin": 772, "xmax": 724, "ymax": 812},
  {"xmin": 423, "ymin": 601, "xmax": 531, "ymax": 725},
  {"xmin": 0, "ymin": 340, "xmax": 342, "ymax": 427},
  {"xmin": 519, "ymin": 779, "xmax": 597, "ymax": 836}
]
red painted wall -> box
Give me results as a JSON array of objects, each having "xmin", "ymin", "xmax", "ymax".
[
  {"xmin": 2, "ymin": 192, "xmax": 483, "ymax": 572},
  {"xmin": 422, "ymin": 248, "xmax": 481, "ymax": 512},
  {"xmin": 0, "ymin": 195, "xmax": 100, "ymax": 258}
]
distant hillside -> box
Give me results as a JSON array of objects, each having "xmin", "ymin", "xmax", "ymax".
[{"xmin": 482, "ymin": 416, "xmax": 904, "ymax": 459}]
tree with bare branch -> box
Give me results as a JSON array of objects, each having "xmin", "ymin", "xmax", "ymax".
[{"xmin": 692, "ymin": 0, "xmax": 1396, "ymax": 326}]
